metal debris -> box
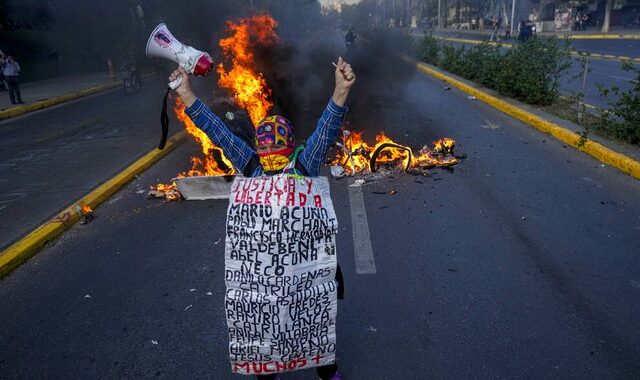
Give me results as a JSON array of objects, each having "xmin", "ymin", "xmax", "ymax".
[{"xmin": 331, "ymin": 165, "xmax": 346, "ymax": 178}]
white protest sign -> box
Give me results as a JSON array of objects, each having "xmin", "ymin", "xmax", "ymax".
[{"xmin": 224, "ymin": 174, "xmax": 338, "ymax": 375}]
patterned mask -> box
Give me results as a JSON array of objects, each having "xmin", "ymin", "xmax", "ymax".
[
  {"xmin": 255, "ymin": 115, "xmax": 294, "ymax": 149},
  {"xmin": 258, "ymin": 146, "xmax": 294, "ymax": 172}
]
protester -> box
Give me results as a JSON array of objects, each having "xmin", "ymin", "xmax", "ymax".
[
  {"xmin": 0, "ymin": 54, "xmax": 24, "ymax": 104},
  {"xmin": 168, "ymin": 56, "xmax": 355, "ymax": 380}
]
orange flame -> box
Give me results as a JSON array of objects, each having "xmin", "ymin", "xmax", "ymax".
[
  {"xmin": 217, "ymin": 14, "xmax": 279, "ymax": 126},
  {"xmin": 152, "ymin": 15, "xmax": 280, "ymax": 198},
  {"xmin": 81, "ymin": 205, "xmax": 92, "ymax": 214},
  {"xmin": 332, "ymin": 132, "xmax": 458, "ymax": 175},
  {"xmin": 173, "ymin": 98, "xmax": 235, "ymax": 178}
]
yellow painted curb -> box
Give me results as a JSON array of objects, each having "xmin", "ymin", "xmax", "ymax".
[
  {"xmin": 434, "ymin": 36, "xmax": 639, "ymax": 62},
  {"xmin": 568, "ymin": 34, "xmax": 640, "ymax": 39},
  {"xmin": 0, "ymin": 81, "xmax": 121, "ymax": 120},
  {"xmin": 0, "ymin": 130, "xmax": 187, "ymax": 279},
  {"xmin": 416, "ymin": 62, "xmax": 640, "ymax": 180},
  {"xmin": 436, "ymin": 36, "xmax": 513, "ymax": 48},
  {"xmin": 0, "ymin": 73, "xmax": 156, "ymax": 121}
]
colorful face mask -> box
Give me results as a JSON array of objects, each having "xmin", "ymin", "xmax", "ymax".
[
  {"xmin": 258, "ymin": 146, "xmax": 294, "ymax": 172},
  {"xmin": 255, "ymin": 115, "xmax": 295, "ymax": 149}
]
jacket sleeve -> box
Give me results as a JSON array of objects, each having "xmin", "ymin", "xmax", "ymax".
[
  {"xmin": 184, "ymin": 98, "xmax": 258, "ymax": 175},
  {"xmin": 298, "ymin": 98, "xmax": 348, "ymax": 176}
]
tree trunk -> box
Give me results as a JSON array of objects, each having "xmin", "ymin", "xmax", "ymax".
[
  {"xmin": 501, "ymin": 0, "xmax": 507, "ymax": 24},
  {"xmin": 601, "ymin": 0, "xmax": 612, "ymax": 33}
]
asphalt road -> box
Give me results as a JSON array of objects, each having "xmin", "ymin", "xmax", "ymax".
[
  {"xmin": 1, "ymin": 31, "xmax": 640, "ymax": 379},
  {"xmin": 0, "ymin": 78, "xmax": 171, "ymax": 250}
]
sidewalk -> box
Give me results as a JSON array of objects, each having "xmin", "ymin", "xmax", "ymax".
[{"xmin": 0, "ymin": 72, "xmax": 120, "ymax": 118}]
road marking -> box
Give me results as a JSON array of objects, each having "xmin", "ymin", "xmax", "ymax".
[{"xmin": 348, "ymin": 180, "xmax": 376, "ymax": 274}]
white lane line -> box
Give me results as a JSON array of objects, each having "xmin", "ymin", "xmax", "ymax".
[{"xmin": 348, "ymin": 181, "xmax": 376, "ymax": 274}]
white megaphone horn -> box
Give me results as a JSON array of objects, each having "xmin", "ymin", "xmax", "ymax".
[{"xmin": 145, "ymin": 23, "xmax": 214, "ymax": 89}]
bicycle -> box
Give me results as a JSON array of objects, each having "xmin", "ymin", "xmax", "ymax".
[{"xmin": 121, "ymin": 65, "xmax": 141, "ymax": 95}]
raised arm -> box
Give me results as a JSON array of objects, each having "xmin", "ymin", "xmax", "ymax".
[
  {"xmin": 170, "ymin": 67, "xmax": 258, "ymax": 176},
  {"xmin": 299, "ymin": 57, "xmax": 356, "ymax": 176}
]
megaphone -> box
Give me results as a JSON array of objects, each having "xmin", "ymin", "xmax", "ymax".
[{"xmin": 145, "ymin": 23, "xmax": 213, "ymax": 89}]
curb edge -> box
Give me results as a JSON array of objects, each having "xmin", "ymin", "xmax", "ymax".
[
  {"xmin": 0, "ymin": 81, "xmax": 122, "ymax": 120},
  {"xmin": 416, "ymin": 62, "xmax": 640, "ymax": 180},
  {"xmin": 0, "ymin": 130, "xmax": 187, "ymax": 279}
]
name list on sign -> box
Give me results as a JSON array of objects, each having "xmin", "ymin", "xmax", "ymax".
[{"xmin": 224, "ymin": 175, "xmax": 338, "ymax": 375}]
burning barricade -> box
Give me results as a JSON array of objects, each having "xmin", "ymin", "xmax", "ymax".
[
  {"xmin": 148, "ymin": 13, "xmax": 464, "ymax": 202},
  {"xmin": 330, "ymin": 130, "xmax": 464, "ymax": 178}
]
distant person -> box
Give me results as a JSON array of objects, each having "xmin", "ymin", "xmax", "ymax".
[
  {"xmin": 529, "ymin": 20, "xmax": 537, "ymax": 35},
  {"xmin": 504, "ymin": 21, "xmax": 511, "ymax": 39},
  {"xmin": 490, "ymin": 17, "xmax": 500, "ymax": 41},
  {"xmin": 517, "ymin": 20, "xmax": 528, "ymax": 42},
  {"xmin": 1, "ymin": 55, "xmax": 24, "ymax": 104},
  {"xmin": 0, "ymin": 51, "xmax": 5, "ymax": 92},
  {"xmin": 575, "ymin": 12, "xmax": 582, "ymax": 31},
  {"xmin": 345, "ymin": 27, "xmax": 357, "ymax": 49},
  {"xmin": 581, "ymin": 13, "xmax": 589, "ymax": 31}
]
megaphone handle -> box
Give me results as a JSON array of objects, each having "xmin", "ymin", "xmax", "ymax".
[{"xmin": 168, "ymin": 76, "xmax": 183, "ymax": 90}]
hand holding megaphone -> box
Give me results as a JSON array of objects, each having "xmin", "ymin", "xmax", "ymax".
[
  {"xmin": 146, "ymin": 23, "xmax": 214, "ymax": 89},
  {"xmin": 168, "ymin": 67, "xmax": 197, "ymax": 106},
  {"xmin": 146, "ymin": 23, "xmax": 213, "ymax": 149}
]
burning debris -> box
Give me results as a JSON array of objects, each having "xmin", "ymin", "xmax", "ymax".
[
  {"xmin": 147, "ymin": 14, "xmax": 463, "ymax": 202},
  {"xmin": 330, "ymin": 131, "xmax": 464, "ymax": 177},
  {"xmin": 75, "ymin": 204, "xmax": 94, "ymax": 224}
]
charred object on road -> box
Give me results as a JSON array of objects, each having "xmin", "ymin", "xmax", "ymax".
[{"xmin": 329, "ymin": 130, "xmax": 466, "ymax": 178}]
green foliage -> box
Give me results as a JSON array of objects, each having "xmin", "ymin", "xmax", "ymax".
[
  {"xmin": 419, "ymin": 36, "xmax": 572, "ymax": 106},
  {"xmin": 496, "ymin": 38, "xmax": 572, "ymax": 105},
  {"xmin": 420, "ymin": 36, "xmax": 440, "ymax": 64},
  {"xmin": 598, "ymin": 62, "xmax": 640, "ymax": 145}
]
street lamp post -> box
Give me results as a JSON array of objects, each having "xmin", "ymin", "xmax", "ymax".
[
  {"xmin": 510, "ymin": 0, "xmax": 515, "ymax": 37},
  {"xmin": 438, "ymin": 0, "xmax": 441, "ymax": 31}
]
